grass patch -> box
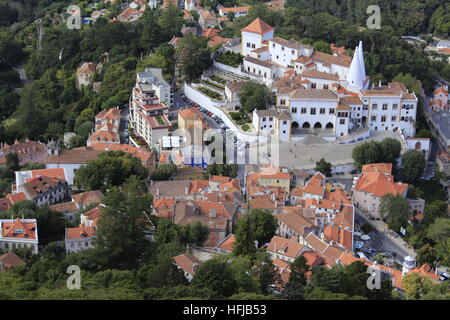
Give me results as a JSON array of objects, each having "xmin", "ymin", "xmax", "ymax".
[
  {"xmin": 198, "ymin": 87, "xmax": 223, "ymax": 100},
  {"xmin": 201, "ymin": 79, "xmax": 224, "ymax": 90},
  {"xmin": 241, "ymin": 124, "xmax": 250, "ymax": 132}
]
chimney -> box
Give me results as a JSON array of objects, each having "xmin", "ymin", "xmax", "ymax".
[
  {"xmin": 156, "ymin": 188, "xmax": 160, "ymax": 196},
  {"xmin": 185, "ymin": 187, "xmax": 189, "ymax": 195},
  {"xmin": 209, "ymin": 208, "xmax": 216, "ymax": 218}
]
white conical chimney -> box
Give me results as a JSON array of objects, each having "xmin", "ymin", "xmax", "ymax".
[
  {"xmin": 346, "ymin": 46, "xmax": 364, "ymax": 89},
  {"xmin": 358, "ymin": 41, "xmax": 366, "ymax": 81}
]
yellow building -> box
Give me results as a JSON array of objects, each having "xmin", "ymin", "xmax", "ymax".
[{"xmin": 259, "ymin": 171, "xmax": 291, "ymax": 191}]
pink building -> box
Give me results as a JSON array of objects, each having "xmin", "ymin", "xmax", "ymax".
[{"xmin": 352, "ymin": 163, "xmax": 408, "ymax": 218}]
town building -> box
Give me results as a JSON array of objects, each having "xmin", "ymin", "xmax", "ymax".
[
  {"xmin": 352, "ymin": 163, "xmax": 408, "ymax": 218},
  {"xmin": 0, "ymin": 218, "xmax": 39, "ymax": 254},
  {"xmin": 430, "ymin": 86, "xmax": 449, "ymax": 112},
  {"xmin": 129, "ymin": 68, "xmax": 173, "ymax": 148},
  {"xmin": 237, "ymin": 18, "xmax": 418, "ymax": 139},
  {"xmin": 199, "ymin": 10, "xmax": 218, "ymax": 29},
  {"xmin": 44, "ymin": 147, "xmax": 103, "ymax": 185},
  {"xmin": 87, "ymin": 108, "xmax": 121, "ymax": 146},
  {"xmin": 0, "ymin": 140, "xmax": 47, "ymax": 166},
  {"xmin": 218, "ymin": 6, "xmax": 251, "ymax": 18},
  {"xmin": 0, "ymin": 192, "xmax": 28, "ymax": 212},
  {"xmin": 76, "ymin": 62, "xmax": 96, "ymax": 87},
  {"xmin": 13, "ymin": 168, "xmax": 71, "ymax": 206},
  {"xmin": 0, "ymin": 251, "xmax": 26, "ymax": 271},
  {"xmin": 173, "ymin": 253, "xmax": 202, "ymax": 282}
]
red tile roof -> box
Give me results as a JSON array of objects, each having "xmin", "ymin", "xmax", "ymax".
[
  {"xmin": 1, "ymin": 218, "xmax": 37, "ymax": 240},
  {"xmin": 242, "ymin": 18, "xmax": 274, "ymax": 35}
]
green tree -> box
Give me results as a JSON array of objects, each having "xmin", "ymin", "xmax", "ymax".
[
  {"xmin": 192, "ymin": 259, "xmax": 237, "ymax": 297},
  {"xmin": 426, "ymin": 218, "xmax": 450, "ymax": 242},
  {"xmin": 403, "ymin": 273, "xmax": 433, "ymax": 300},
  {"xmin": 74, "ymin": 151, "xmax": 148, "ymax": 190},
  {"xmin": 416, "ymin": 244, "xmax": 437, "ymax": 267},
  {"xmin": 233, "ymin": 215, "xmax": 257, "ymax": 256},
  {"xmin": 286, "ymin": 255, "xmax": 309, "ymax": 299},
  {"xmin": 423, "ymin": 200, "xmax": 447, "ymax": 224},
  {"xmin": 380, "ymin": 138, "xmax": 402, "ymax": 164},
  {"xmin": 248, "ymin": 209, "xmax": 277, "ymax": 245},
  {"xmin": 93, "ymin": 177, "xmax": 154, "ymax": 269},
  {"xmin": 151, "ymin": 164, "xmax": 177, "ymax": 180},
  {"xmin": 402, "ymin": 150, "xmax": 426, "ymax": 183},
  {"xmin": 5, "ymin": 152, "xmax": 20, "ymax": 171},
  {"xmin": 239, "ymin": 81, "xmax": 272, "ymax": 113},
  {"xmin": 379, "ymin": 194, "xmax": 410, "ymax": 232},
  {"xmin": 416, "ymin": 129, "xmax": 433, "ymax": 140},
  {"xmin": 352, "ymin": 141, "xmax": 381, "ymax": 170},
  {"xmin": 435, "ymin": 238, "xmax": 450, "ymax": 266},
  {"xmin": 315, "ymin": 158, "xmax": 332, "ymax": 177}
]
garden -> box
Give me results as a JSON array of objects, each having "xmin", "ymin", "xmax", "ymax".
[{"xmin": 215, "ymin": 51, "xmax": 244, "ymax": 68}]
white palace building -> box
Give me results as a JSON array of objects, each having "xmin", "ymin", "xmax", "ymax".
[{"xmin": 240, "ymin": 18, "xmax": 418, "ymax": 142}]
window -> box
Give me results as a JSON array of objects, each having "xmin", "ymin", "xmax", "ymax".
[
  {"xmin": 262, "ymin": 117, "xmax": 266, "ymax": 121},
  {"xmin": 391, "ymin": 116, "xmax": 397, "ymax": 121},
  {"xmin": 292, "ymin": 107, "xmax": 297, "ymax": 113},
  {"xmin": 280, "ymin": 99, "xmax": 286, "ymax": 105},
  {"xmin": 252, "ymin": 44, "xmax": 255, "ymax": 48},
  {"xmin": 372, "ymin": 104, "xmax": 378, "ymax": 109},
  {"xmin": 311, "ymin": 108, "xmax": 316, "ymax": 115},
  {"xmin": 301, "ymin": 108, "xmax": 307, "ymax": 114},
  {"xmin": 381, "ymin": 116, "xmax": 386, "ymax": 122},
  {"xmin": 269, "ymin": 117, "xmax": 273, "ymax": 121},
  {"xmin": 393, "ymin": 104, "xmax": 398, "ymax": 109},
  {"xmin": 311, "ymin": 83, "xmax": 317, "ymax": 89},
  {"xmin": 283, "ymin": 121, "xmax": 287, "ymax": 125},
  {"xmin": 382, "ymin": 104, "xmax": 388, "ymax": 110},
  {"xmin": 291, "ymin": 50, "xmax": 295, "ymax": 55},
  {"xmin": 340, "ymin": 119, "xmax": 346, "ymax": 125},
  {"xmin": 323, "ymin": 84, "xmax": 329, "ymax": 90},
  {"xmin": 329, "ymin": 108, "xmax": 335, "ymax": 114},
  {"xmin": 363, "ymin": 104, "xmax": 368, "ymax": 110},
  {"xmin": 320, "ymin": 108, "xmax": 326, "ymax": 114},
  {"xmin": 281, "ymin": 46, "xmax": 285, "ymax": 51},
  {"xmin": 247, "ymin": 43, "xmax": 251, "ymax": 48},
  {"xmin": 371, "ymin": 115, "xmax": 376, "ymax": 121}
]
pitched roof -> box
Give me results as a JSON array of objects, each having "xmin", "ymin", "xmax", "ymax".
[
  {"xmin": 89, "ymin": 143, "xmax": 153, "ymax": 162},
  {"xmin": 0, "ymin": 252, "xmax": 26, "ymax": 269},
  {"xmin": 44, "ymin": 147, "xmax": 103, "ymax": 164},
  {"xmin": 66, "ymin": 225, "xmax": 95, "ymax": 240},
  {"xmin": 220, "ymin": 6, "xmax": 251, "ymax": 13},
  {"xmin": 267, "ymin": 236, "xmax": 304, "ymax": 259},
  {"xmin": 27, "ymin": 168, "xmax": 66, "ymax": 181},
  {"xmin": 23, "ymin": 176, "xmax": 65, "ymax": 197},
  {"xmin": 354, "ymin": 172, "xmax": 408, "ymax": 197},
  {"xmin": 216, "ymin": 234, "xmax": 236, "ymax": 252},
  {"xmin": 173, "ymin": 254, "xmax": 202, "ymax": 276},
  {"xmin": 1, "ymin": 218, "xmax": 37, "ymax": 240},
  {"xmin": 361, "ymin": 163, "xmax": 392, "ymax": 175},
  {"xmin": 301, "ymin": 69, "xmax": 339, "ymax": 81},
  {"xmin": 276, "ymin": 209, "xmax": 314, "ymax": 237},
  {"xmin": 241, "ymin": 18, "xmax": 274, "ymax": 35},
  {"xmin": 77, "ymin": 62, "xmax": 96, "ymax": 74},
  {"xmin": 72, "ymin": 190, "xmax": 105, "ymax": 207},
  {"xmin": 49, "ymin": 201, "xmax": 79, "ymax": 213},
  {"xmin": 289, "ymin": 88, "xmax": 337, "ymax": 100}
]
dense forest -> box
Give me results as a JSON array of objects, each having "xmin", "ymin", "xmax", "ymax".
[{"xmin": 0, "ymin": 0, "xmax": 450, "ymax": 300}]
